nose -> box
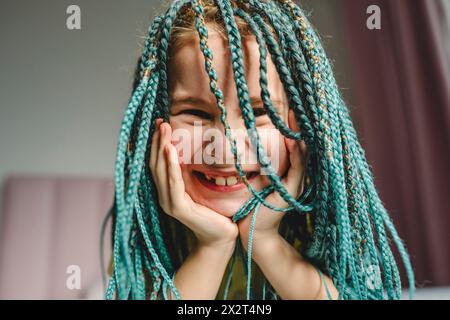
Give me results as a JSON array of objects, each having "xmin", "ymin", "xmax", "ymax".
[{"xmin": 206, "ymin": 117, "xmax": 252, "ymax": 165}]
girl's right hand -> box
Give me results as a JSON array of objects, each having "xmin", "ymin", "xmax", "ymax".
[{"xmin": 149, "ymin": 119, "xmax": 239, "ymax": 250}]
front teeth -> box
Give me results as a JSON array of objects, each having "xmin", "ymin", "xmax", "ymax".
[
  {"xmin": 215, "ymin": 177, "xmax": 226, "ymax": 186},
  {"xmin": 204, "ymin": 174, "xmax": 241, "ymax": 186},
  {"xmin": 226, "ymin": 176, "xmax": 238, "ymax": 186}
]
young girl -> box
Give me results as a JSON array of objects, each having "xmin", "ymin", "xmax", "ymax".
[{"xmin": 105, "ymin": 0, "xmax": 415, "ymax": 300}]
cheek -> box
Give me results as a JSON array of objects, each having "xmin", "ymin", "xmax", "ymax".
[{"xmin": 168, "ymin": 119, "xmax": 199, "ymax": 164}]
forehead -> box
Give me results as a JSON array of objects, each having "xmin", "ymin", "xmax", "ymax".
[{"xmin": 168, "ymin": 29, "xmax": 288, "ymax": 108}]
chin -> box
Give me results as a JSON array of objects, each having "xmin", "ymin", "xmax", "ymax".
[
  {"xmin": 192, "ymin": 196, "xmax": 248, "ymax": 218},
  {"xmin": 212, "ymin": 203, "xmax": 244, "ymax": 218}
]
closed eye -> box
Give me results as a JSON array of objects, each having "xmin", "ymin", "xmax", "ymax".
[
  {"xmin": 177, "ymin": 107, "xmax": 267, "ymax": 119},
  {"xmin": 253, "ymin": 107, "xmax": 268, "ymax": 117},
  {"xmin": 180, "ymin": 109, "xmax": 213, "ymax": 119}
]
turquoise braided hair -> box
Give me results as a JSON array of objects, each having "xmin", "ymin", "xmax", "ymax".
[{"xmin": 105, "ymin": 0, "xmax": 415, "ymax": 300}]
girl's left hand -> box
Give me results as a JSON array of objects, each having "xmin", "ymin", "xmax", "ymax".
[{"xmin": 237, "ymin": 109, "xmax": 308, "ymax": 250}]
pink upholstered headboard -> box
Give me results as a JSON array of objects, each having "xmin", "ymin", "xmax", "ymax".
[{"xmin": 0, "ymin": 175, "xmax": 114, "ymax": 299}]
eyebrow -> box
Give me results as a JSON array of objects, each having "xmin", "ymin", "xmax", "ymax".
[{"xmin": 170, "ymin": 95, "xmax": 285, "ymax": 109}]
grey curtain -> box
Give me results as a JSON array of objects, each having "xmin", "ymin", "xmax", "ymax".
[{"xmin": 343, "ymin": 0, "xmax": 450, "ymax": 287}]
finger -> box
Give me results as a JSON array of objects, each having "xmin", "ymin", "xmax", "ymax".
[
  {"xmin": 154, "ymin": 122, "xmax": 171, "ymax": 209},
  {"xmin": 284, "ymin": 137, "xmax": 302, "ymax": 171},
  {"xmin": 165, "ymin": 143, "xmax": 186, "ymax": 211},
  {"xmin": 288, "ymin": 109, "xmax": 301, "ymax": 133},
  {"xmin": 156, "ymin": 122, "xmax": 171, "ymax": 171}
]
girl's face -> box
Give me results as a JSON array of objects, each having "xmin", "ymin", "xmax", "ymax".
[{"xmin": 167, "ymin": 27, "xmax": 299, "ymax": 217}]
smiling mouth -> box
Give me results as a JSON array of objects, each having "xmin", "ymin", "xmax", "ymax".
[{"xmin": 193, "ymin": 170, "xmax": 259, "ymax": 192}]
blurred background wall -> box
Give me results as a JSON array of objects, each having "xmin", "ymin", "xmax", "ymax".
[
  {"xmin": 0, "ymin": 0, "xmax": 448, "ymax": 299},
  {"xmin": 0, "ymin": 0, "xmax": 161, "ymax": 206}
]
